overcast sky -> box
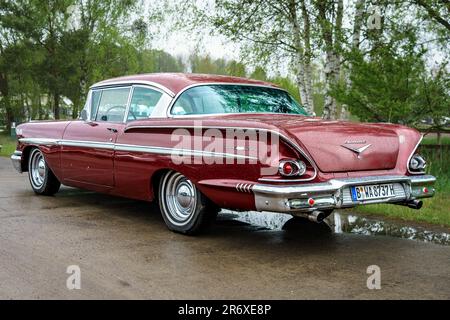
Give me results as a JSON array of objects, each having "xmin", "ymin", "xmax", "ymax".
[{"xmin": 146, "ymin": 0, "xmax": 240, "ymax": 60}]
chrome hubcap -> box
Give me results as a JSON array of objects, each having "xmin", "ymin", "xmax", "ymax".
[
  {"xmin": 176, "ymin": 183, "xmax": 194, "ymax": 208},
  {"xmin": 31, "ymin": 150, "xmax": 46, "ymax": 188},
  {"xmin": 162, "ymin": 172, "xmax": 197, "ymax": 226}
]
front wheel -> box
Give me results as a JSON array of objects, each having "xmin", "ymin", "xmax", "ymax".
[
  {"xmin": 28, "ymin": 148, "xmax": 61, "ymax": 196},
  {"xmin": 158, "ymin": 171, "xmax": 218, "ymax": 235}
]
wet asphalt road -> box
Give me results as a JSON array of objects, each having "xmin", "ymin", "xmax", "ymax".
[{"xmin": 0, "ymin": 157, "xmax": 449, "ymax": 299}]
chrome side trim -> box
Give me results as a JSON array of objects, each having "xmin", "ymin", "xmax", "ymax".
[
  {"xmin": 407, "ymin": 135, "xmax": 426, "ymax": 175},
  {"xmin": 236, "ymin": 183, "xmax": 254, "ymax": 193},
  {"xmin": 123, "ymin": 125, "xmax": 318, "ymax": 182},
  {"xmin": 409, "ymin": 174, "xmax": 436, "ymax": 185},
  {"xmin": 90, "ymin": 80, "xmax": 175, "ymax": 97},
  {"xmin": 11, "ymin": 151, "xmax": 23, "ymax": 173},
  {"xmin": 114, "ymin": 143, "xmax": 256, "ymax": 160},
  {"xmin": 19, "ymin": 138, "xmax": 59, "ymax": 146},
  {"xmin": 60, "ymin": 140, "xmax": 115, "ymax": 150},
  {"xmin": 253, "ymin": 174, "xmax": 436, "ymax": 213},
  {"xmin": 19, "ymin": 138, "xmax": 255, "ymax": 160}
]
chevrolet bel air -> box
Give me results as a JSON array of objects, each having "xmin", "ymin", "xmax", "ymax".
[{"xmin": 11, "ymin": 73, "xmax": 436, "ymax": 234}]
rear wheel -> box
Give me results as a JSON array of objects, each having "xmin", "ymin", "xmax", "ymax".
[
  {"xmin": 158, "ymin": 171, "xmax": 218, "ymax": 235},
  {"xmin": 28, "ymin": 148, "xmax": 61, "ymax": 196}
]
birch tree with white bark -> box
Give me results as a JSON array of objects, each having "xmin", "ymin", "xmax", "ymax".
[{"xmin": 173, "ymin": 0, "xmax": 317, "ymax": 115}]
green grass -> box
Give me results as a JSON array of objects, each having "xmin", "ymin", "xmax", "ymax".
[
  {"xmin": 422, "ymin": 136, "xmax": 450, "ymax": 145},
  {"xmin": 349, "ymin": 192, "xmax": 450, "ymax": 227},
  {"xmin": 350, "ymin": 148, "xmax": 450, "ymax": 228},
  {"xmin": 0, "ymin": 134, "xmax": 17, "ymax": 157}
]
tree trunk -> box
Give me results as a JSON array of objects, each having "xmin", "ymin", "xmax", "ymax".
[
  {"xmin": 0, "ymin": 72, "xmax": 13, "ymax": 131},
  {"xmin": 294, "ymin": 59, "xmax": 309, "ymax": 111},
  {"xmin": 317, "ymin": 0, "xmax": 344, "ymax": 120},
  {"xmin": 54, "ymin": 92, "xmax": 60, "ymax": 119},
  {"xmin": 341, "ymin": 0, "xmax": 365, "ymax": 120},
  {"xmin": 288, "ymin": 0, "xmax": 315, "ymax": 115},
  {"xmin": 322, "ymin": 52, "xmax": 339, "ymax": 120},
  {"xmin": 300, "ymin": 0, "xmax": 315, "ymax": 114},
  {"xmin": 37, "ymin": 94, "xmax": 43, "ymax": 120}
]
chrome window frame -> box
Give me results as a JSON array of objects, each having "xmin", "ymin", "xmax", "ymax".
[
  {"xmin": 83, "ymin": 83, "xmax": 172, "ymax": 123},
  {"xmin": 90, "ymin": 80, "xmax": 175, "ymax": 97},
  {"xmin": 125, "ymin": 85, "xmax": 169, "ymax": 122},
  {"xmin": 90, "ymin": 85, "xmax": 132, "ymax": 123}
]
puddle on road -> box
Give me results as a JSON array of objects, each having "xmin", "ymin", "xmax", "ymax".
[{"xmin": 220, "ymin": 210, "xmax": 450, "ymax": 246}]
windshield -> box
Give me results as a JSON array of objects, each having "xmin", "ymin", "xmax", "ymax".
[{"xmin": 170, "ymin": 85, "xmax": 308, "ymax": 116}]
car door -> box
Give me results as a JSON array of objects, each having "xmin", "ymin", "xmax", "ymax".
[{"xmin": 61, "ymin": 86, "xmax": 131, "ymax": 188}]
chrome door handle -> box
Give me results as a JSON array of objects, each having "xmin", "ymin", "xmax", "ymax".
[{"xmin": 107, "ymin": 128, "xmax": 118, "ymax": 133}]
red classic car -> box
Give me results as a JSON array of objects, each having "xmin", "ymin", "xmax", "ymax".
[{"xmin": 11, "ymin": 73, "xmax": 435, "ymax": 234}]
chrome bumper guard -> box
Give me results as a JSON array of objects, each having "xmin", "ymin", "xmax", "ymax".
[
  {"xmin": 11, "ymin": 151, "xmax": 23, "ymax": 173},
  {"xmin": 253, "ymin": 175, "xmax": 436, "ymax": 213}
]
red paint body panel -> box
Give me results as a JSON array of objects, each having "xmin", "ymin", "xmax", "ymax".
[
  {"xmin": 61, "ymin": 121, "xmax": 123, "ymax": 188},
  {"xmin": 95, "ymin": 73, "xmax": 279, "ymax": 95},
  {"xmin": 14, "ymin": 74, "xmax": 423, "ymax": 213}
]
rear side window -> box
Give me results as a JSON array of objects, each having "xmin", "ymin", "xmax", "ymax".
[{"xmin": 95, "ymin": 87, "xmax": 131, "ymax": 122}]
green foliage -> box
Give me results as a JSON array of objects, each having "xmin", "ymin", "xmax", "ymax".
[
  {"xmin": 136, "ymin": 50, "xmax": 185, "ymax": 73},
  {"xmin": 0, "ymin": 0, "xmax": 140, "ymax": 122},
  {"xmin": 226, "ymin": 60, "xmax": 246, "ymax": 77},
  {"xmin": 352, "ymin": 146, "xmax": 450, "ymax": 227},
  {"xmin": 333, "ymin": 39, "xmax": 449, "ymax": 125},
  {"xmin": 190, "ymin": 54, "xmax": 229, "ymax": 75},
  {"xmin": 270, "ymin": 76, "xmax": 300, "ymax": 103},
  {"xmin": 250, "ymin": 66, "xmax": 267, "ymax": 81}
]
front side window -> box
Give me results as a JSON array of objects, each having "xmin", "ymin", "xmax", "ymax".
[
  {"xmin": 127, "ymin": 87, "xmax": 163, "ymax": 122},
  {"xmin": 95, "ymin": 87, "xmax": 131, "ymax": 122},
  {"xmin": 170, "ymin": 85, "xmax": 308, "ymax": 116}
]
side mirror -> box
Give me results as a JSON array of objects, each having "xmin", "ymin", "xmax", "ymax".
[{"xmin": 80, "ymin": 109, "xmax": 88, "ymax": 121}]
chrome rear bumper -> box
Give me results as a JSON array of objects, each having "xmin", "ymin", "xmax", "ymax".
[
  {"xmin": 253, "ymin": 175, "xmax": 436, "ymax": 213},
  {"xmin": 11, "ymin": 151, "xmax": 23, "ymax": 173}
]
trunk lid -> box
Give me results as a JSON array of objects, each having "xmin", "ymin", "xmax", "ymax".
[{"xmin": 283, "ymin": 119, "xmax": 400, "ymax": 172}]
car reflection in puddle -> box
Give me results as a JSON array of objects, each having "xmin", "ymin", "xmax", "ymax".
[{"xmin": 219, "ymin": 210, "xmax": 450, "ymax": 246}]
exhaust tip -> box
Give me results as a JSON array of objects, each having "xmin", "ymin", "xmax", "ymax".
[
  {"xmin": 409, "ymin": 200, "xmax": 423, "ymax": 210},
  {"xmin": 308, "ymin": 211, "xmax": 326, "ymax": 223},
  {"xmin": 395, "ymin": 200, "xmax": 424, "ymax": 210}
]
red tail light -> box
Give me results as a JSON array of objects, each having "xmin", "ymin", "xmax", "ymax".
[{"xmin": 278, "ymin": 159, "xmax": 307, "ymax": 177}]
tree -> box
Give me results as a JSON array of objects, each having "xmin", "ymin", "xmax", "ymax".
[
  {"xmin": 314, "ymin": 0, "xmax": 344, "ymax": 120},
  {"xmin": 171, "ymin": 0, "xmax": 316, "ymax": 115},
  {"xmin": 250, "ymin": 66, "xmax": 267, "ymax": 81},
  {"xmin": 413, "ymin": 0, "xmax": 450, "ymax": 32},
  {"xmin": 226, "ymin": 60, "xmax": 247, "ymax": 77},
  {"xmin": 0, "ymin": 0, "xmax": 140, "ymax": 122},
  {"xmin": 136, "ymin": 49, "xmax": 185, "ymax": 73},
  {"xmin": 63, "ymin": 0, "xmax": 141, "ymax": 117},
  {"xmin": 332, "ymin": 0, "xmax": 449, "ymax": 125}
]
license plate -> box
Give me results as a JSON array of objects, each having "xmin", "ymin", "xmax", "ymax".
[{"xmin": 351, "ymin": 184, "xmax": 395, "ymax": 201}]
